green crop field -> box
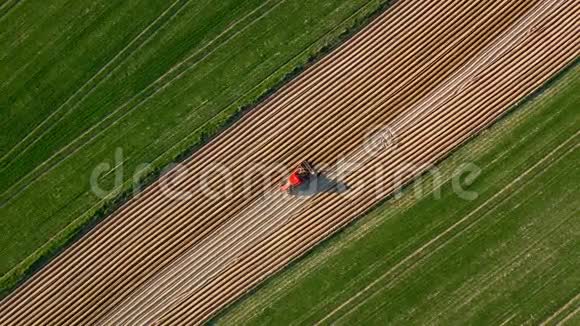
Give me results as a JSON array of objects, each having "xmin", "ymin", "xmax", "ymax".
[
  {"xmin": 0, "ymin": 0, "xmax": 390, "ymax": 296},
  {"xmin": 214, "ymin": 66, "xmax": 580, "ymax": 325}
]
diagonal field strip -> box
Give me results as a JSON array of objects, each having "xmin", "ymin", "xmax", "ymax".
[
  {"xmin": 558, "ymin": 306, "xmax": 580, "ymax": 325},
  {"xmin": 137, "ymin": 0, "xmax": 383, "ymax": 168},
  {"xmin": 0, "ymin": 0, "xmax": 191, "ymax": 167},
  {"xmin": 67, "ymin": 1, "xmax": 580, "ymax": 324},
  {"xmin": 0, "ymin": 0, "xmax": 283, "ymax": 206},
  {"xmin": 0, "ymin": 0, "xmax": 388, "ymax": 300},
  {"xmin": 0, "ymin": 0, "xmax": 22, "ymax": 23},
  {"xmin": 157, "ymin": 2, "xmax": 576, "ymax": 324},
  {"xmin": 213, "ymin": 67, "xmax": 578, "ymax": 324},
  {"xmin": 219, "ymin": 75, "xmax": 576, "ymax": 323},
  {"xmin": 99, "ymin": 64, "xmax": 491, "ymax": 321},
  {"xmin": 357, "ymin": 152, "xmax": 574, "ymax": 324},
  {"xmin": 0, "ymin": 0, "xmax": 576, "ymax": 324},
  {"xmin": 0, "ymin": 0, "xmax": 276, "ymax": 171},
  {"xmin": 300, "ymin": 106, "xmax": 574, "ymax": 325},
  {"xmin": 0, "ymin": 0, "xmax": 376, "ymax": 287},
  {"xmin": 428, "ymin": 220, "xmax": 575, "ymax": 325},
  {"xmin": 316, "ymin": 131, "xmax": 579, "ymax": 325},
  {"xmin": 540, "ymin": 293, "xmax": 580, "ymax": 326}
]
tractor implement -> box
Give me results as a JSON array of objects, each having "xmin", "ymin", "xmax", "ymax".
[{"xmin": 280, "ymin": 161, "xmax": 317, "ymax": 193}]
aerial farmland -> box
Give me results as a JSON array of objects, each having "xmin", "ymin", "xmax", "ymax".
[{"xmin": 0, "ymin": 0, "xmax": 577, "ymax": 324}]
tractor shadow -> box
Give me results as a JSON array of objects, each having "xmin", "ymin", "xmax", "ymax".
[{"xmin": 289, "ymin": 173, "xmax": 350, "ymax": 197}]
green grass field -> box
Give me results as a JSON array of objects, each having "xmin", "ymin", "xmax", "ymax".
[
  {"xmin": 214, "ymin": 66, "xmax": 580, "ymax": 325},
  {"xmin": 0, "ymin": 0, "xmax": 390, "ymax": 296}
]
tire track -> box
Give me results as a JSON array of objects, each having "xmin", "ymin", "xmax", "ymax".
[
  {"xmin": 0, "ymin": 0, "xmax": 282, "ymax": 206},
  {"xmin": 0, "ymin": 0, "xmax": 192, "ymax": 168}
]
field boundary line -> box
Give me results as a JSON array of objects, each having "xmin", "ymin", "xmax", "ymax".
[
  {"xmin": 0, "ymin": 0, "xmax": 283, "ymax": 206},
  {"xmin": 540, "ymin": 293, "xmax": 580, "ymax": 325},
  {"xmin": 436, "ymin": 214, "xmax": 576, "ymax": 324},
  {"xmin": 298, "ymin": 94, "xmax": 564, "ymax": 321},
  {"xmin": 0, "ymin": 0, "xmax": 191, "ymax": 167},
  {"xmin": 315, "ymin": 130, "xmax": 579, "ymax": 325},
  {"xmin": 0, "ymin": 0, "xmax": 381, "ymax": 295},
  {"xmin": 0, "ymin": 0, "xmax": 22, "ymax": 23},
  {"xmin": 149, "ymin": 0, "xmax": 387, "ymax": 168},
  {"xmin": 558, "ymin": 306, "xmax": 580, "ymax": 325},
  {"xmin": 302, "ymin": 3, "xmax": 566, "ymax": 319},
  {"xmin": 498, "ymin": 312, "xmax": 518, "ymax": 326},
  {"xmin": 340, "ymin": 144, "xmax": 578, "ymax": 324},
  {"xmin": 331, "ymin": 135, "xmax": 579, "ymax": 324}
]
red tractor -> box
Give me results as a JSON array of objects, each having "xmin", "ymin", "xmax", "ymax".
[{"xmin": 280, "ymin": 161, "xmax": 317, "ymax": 192}]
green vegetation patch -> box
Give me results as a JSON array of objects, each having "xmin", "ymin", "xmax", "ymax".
[
  {"xmin": 0, "ymin": 0, "xmax": 391, "ymax": 296},
  {"xmin": 214, "ymin": 66, "xmax": 580, "ymax": 325}
]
